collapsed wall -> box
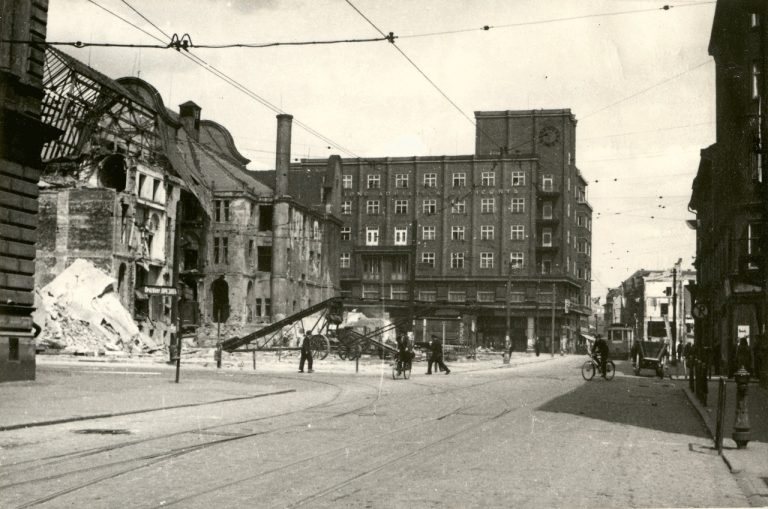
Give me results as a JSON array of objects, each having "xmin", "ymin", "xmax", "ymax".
[{"xmin": 34, "ymin": 259, "xmax": 159, "ymax": 355}]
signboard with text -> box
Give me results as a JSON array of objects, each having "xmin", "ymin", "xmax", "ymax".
[{"xmin": 143, "ymin": 285, "xmax": 178, "ymax": 296}]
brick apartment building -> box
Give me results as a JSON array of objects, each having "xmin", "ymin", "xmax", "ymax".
[
  {"xmin": 689, "ymin": 0, "xmax": 768, "ymax": 380},
  {"xmin": 293, "ymin": 109, "xmax": 593, "ymax": 352}
]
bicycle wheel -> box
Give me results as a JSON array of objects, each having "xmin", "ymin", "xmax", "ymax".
[
  {"xmin": 403, "ymin": 361, "xmax": 411, "ymax": 380},
  {"xmin": 581, "ymin": 361, "xmax": 595, "ymax": 381},
  {"xmin": 605, "ymin": 360, "xmax": 616, "ymax": 380},
  {"xmin": 392, "ymin": 364, "xmax": 398, "ymax": 380}
]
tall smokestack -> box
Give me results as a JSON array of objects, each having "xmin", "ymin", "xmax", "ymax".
[
  {"xmin": 270, "ymin": 114, "xmax": 293, "ymax": 321},
  {"xmin": 275, "ymin": 114, "xmax": 293, "ymax": 197}
]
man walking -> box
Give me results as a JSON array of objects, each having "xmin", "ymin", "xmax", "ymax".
[
  {"xmin": 427, "ymin": 335, "xmax": 450, "ymax": 375},
  {"xmin": 299, "ymin": 332, "xmax": 314, "ymax": 373}
]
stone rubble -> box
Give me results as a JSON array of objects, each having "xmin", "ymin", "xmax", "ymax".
[{"xmin": 33, "ymin": 259, "xmax": 160, "ymax": 356}]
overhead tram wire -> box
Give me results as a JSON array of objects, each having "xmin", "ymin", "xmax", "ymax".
[
  {"xmin": 396, "ymin": 1, "xmax": 715, "ymax": 39},
  {"xmin": 343, "ymin": 0, "xmax": 518, "ymax": 163},
  {"xmin": 86, "ymin": 0, "xmax": 361, "ymax": 159}
]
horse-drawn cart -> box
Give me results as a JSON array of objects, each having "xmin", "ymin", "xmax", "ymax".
[{"xmin": 631, "ymin": 340, "xmax": 668, "ymax": 378}]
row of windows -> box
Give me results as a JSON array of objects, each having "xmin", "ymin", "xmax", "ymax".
[
  {"xmin": 344, "ymin": 225, "xmax": 530, "ymax": 244},
  {"xmin": 340, "ymin": 251, "xmax": 525, "ymax": 269},
  {"xmin": 343, "ymin": 171, "xmax": 526, "ymax": 190},
  {"xmin": 346, "ymin": 226, "xmax": 591, "ymax": 257},
  {"xmin": 342, "ymin": 197, "xmax": 528, "ymax": 215}
]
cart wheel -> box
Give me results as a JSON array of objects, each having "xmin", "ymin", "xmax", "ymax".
[
  {"xmin": 348, "ymin": 345, "xmax": 361, "ymax": 361},
  {"xmin": 605, "ymin": 360, "xmax": 616, "ymax": 381},
  {"xmin": 310, "ymin": 334, "xmax": 330, "ymax": 360},
  {"xmin": 338, "ymin": 348, "xmax": 347, "ymax": 360},
  {"xmin": 581, "ymin": 361, "xmax": 595, "ymax": 381}
]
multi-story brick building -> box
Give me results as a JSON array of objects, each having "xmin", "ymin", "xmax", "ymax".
[
  {"xmin": 293, "ymin": 109, "xmax": 593, "ymax": 352},
  {"xmin": 689, "ymin": 0, "xmax": 768, "ymax": 380}
]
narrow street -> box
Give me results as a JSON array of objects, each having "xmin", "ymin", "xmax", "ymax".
[{"xmin": 0, "ymin": 358, "xmax": 748, "ymax": 508}]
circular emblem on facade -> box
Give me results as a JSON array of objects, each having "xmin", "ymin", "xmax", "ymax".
[
  {"xmin": 538, "ymin": 125, "xmax": 560, "ymax": 147},
  {"xmin": 692, "ymin": 303, "xmax": 708, "ymax": 319}
]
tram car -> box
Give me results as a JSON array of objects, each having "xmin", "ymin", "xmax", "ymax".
[{"xmin": 606, "ymin": 324, "xmax": 634, "ymax": 360}]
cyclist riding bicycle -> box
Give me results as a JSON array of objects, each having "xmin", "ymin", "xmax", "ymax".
[
  {"xmin": 395, "ymin": 334, "xmax": 413, "ymax": 374},
  {"xmin": 592, "ymin": 334, "xmax": 610, "ymax": 379}
]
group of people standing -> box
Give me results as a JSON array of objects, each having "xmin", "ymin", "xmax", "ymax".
[{"xmin": 299, "ymin": 332, "xmax": 451, "ymax": 376}]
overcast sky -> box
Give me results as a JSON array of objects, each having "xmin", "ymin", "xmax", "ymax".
[{"xmin": 46, "ymin": 0, "xmax": 716, "ymax": 299}]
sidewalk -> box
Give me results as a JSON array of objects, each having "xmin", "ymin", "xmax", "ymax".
[
  {"xmin": 0, "ymin": 351, "xmax": 558, "ymax": 431},
  {"xmin": 684, "ymin": 378, "xmax": 768, "ymax": 507}
]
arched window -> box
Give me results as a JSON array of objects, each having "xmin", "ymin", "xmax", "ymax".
[{"xmin": 98, "ymin": 154, "xmax": 127, "ymax": 191}]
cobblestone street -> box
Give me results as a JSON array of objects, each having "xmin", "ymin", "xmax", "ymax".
[{"xmin": 0, "ymin": 356, "xmax": 752, "ymax": 508}]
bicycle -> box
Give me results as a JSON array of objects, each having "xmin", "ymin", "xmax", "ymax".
[
  {"xmin": 582, "ymin": 353, "xmax": 615, "ymax": 381},
  {"xmin": 392, "ymin": 350, "xmax": 413, "ymax": 380}
]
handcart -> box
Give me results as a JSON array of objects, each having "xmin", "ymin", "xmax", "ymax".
[{"xmin": 631, "ymin": 340, "xmax": 668, "ymax": 378}]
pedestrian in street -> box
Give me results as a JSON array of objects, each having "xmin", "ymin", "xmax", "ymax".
[
  {"xmin": 299, "ymin": 332, "xmax": 314, "ymax": 373},
  {"xmin": 534, "ymin": 338, "xmax": 541, "ymax": 357},
  {"xmin": 428, "ymin": 336, "xmax": 450, "ymax": 375},
  {"xmin": 683, "ymin": 341, "xmax": 693, "ymax": 380}
]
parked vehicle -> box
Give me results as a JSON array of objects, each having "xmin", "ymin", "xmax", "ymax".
[{"xmin": 631, "ymin": 340, "xmax": 668, "ymax": 378}]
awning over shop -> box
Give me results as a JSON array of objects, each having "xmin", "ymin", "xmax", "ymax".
[{"xmin": 580, "ymin": 333, "xmax": 596, "ymax": 344}]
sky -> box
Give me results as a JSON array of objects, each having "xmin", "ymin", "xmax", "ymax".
[{"xmin": 45, "ymin": 0, "xmax": 717, "ymax": 299}]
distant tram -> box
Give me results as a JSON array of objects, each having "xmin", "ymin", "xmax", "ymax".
[{"xmin": 606, "ymin": 324, "xmax": 634, "ymax": 360}]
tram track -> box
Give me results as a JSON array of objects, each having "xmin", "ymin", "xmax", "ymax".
[{"xmin": 4, "ymin": 362, "xmax": 566, "ymax": 508}]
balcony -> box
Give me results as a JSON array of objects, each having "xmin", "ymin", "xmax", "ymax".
[
  {"xmin": 538, "ymin": 185, "xmax": 560, "ymax": 197},
  {"xmin": 354, "ymin": 245, "xmax": 410, "ymax": 255},
  {"xmin": 536, "ymin": 243, "xmax": 559, "ymax": 253},
  {"xmin": 538, "ymin": 215, "xmax": 559, "ymax": 226}
]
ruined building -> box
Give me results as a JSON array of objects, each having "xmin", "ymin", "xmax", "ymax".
[{"xmin": 36, "ymin": 47, "xmax": 341, "ymax": 347}]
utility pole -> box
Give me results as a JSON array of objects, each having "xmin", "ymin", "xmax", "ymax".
[
  {"xmin": 672, "ymin": 263, "xmax": 678, "ymax": 360},
  {"xmin": 551, "ymin": 282, "xmax": 556, "ymax": 357},
  {"xmin": 408, "ymin": 219, "xmax": 417, "ymax": 334},
  {"xmin": 505, "ymin": 261, "xmax": 512, "ymax": 353}
]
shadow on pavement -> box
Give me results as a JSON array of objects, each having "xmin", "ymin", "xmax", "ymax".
[{"xmin": 537, "ymin": 360, "xmax": 710, "ymax": 439}]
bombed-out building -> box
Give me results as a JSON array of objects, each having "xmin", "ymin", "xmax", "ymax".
[{"xmin": 35, "ymin": 48, "xmax": 341, "ymax": 346}]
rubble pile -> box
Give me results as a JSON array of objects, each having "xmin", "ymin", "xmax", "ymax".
[{"xmin": 34, "ymin": 259, "xmax": 160, "ymax": 355}]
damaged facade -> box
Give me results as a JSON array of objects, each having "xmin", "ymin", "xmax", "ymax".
[{"xmin": 35, "ymin": 47, "xmax": 340, "ymax": 349}]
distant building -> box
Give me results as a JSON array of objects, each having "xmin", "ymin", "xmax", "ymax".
[
  {"xmin": 604, "ymin": 287, "xmax": 625, "ymax": 327},
  {"xmin": 293, "ymin": 109, "xmax": 593, "ymax": 352},
  {"xmin": 616, "ymin": 269, "xmax": 695, "ymax": 345},
  {"xmin": 35, "ymin": 48, "xmax": 341, "ymax": 347},
  {"xmin": 689, "ymin": 0, "xmax": 766, "ymax": 378},
  {"xmin": 0, "ymin": 0, "xmax": 59, "ymax": 381}
]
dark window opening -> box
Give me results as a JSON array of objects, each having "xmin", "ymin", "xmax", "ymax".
[
  {"xmin": 211, "ymin": 277, "xmax": 230, "ymax": 323},
  {"xmin": 660, "ymin": 303, "xmax": 669, "ymax": 316},
  {"xmin": 98, "ymin": 155, "xmax": 126, "ymax": 192},
  {"xmin": 8, "ymin": 337, "xmax": 19, "ymax": 361},
  {"xmin": 257, "ymin": 246, "xmax": 272, "ymax": 272},
  {"xmin": 259, "ymin": 205, "xmax": 273, "ymax": 231},
  {"xmin": 255, "ymin": 298, "xmax": 262, "ymax": 317},
  {"xmin": 184, "ymin": 248, "xmax": 198, "ymax": 270}
]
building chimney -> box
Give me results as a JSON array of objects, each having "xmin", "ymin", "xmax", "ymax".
[
  {"xmin": 275, "ymin": 114, "xmax": 293, "ymax": 197},
  {"xmin": 325, "ymin": 155, "xmax": 342, "ymax": 214},
  {"xmin": 270, "ymin": 113, "xmax": 293, "ymax": 321},
  {"xmin": 179, "ymin": 101, "xmax": 201, "ymax": 141}
]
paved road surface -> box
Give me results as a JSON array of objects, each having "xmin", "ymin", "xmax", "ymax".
[{"xmin": 0, "ymin": 357, "xmax": 749, "ymax": 508}]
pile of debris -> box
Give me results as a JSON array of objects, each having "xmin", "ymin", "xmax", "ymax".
[{"xmin": 34, "ymin": 259, "xmax": 160, "ymax": 355}]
